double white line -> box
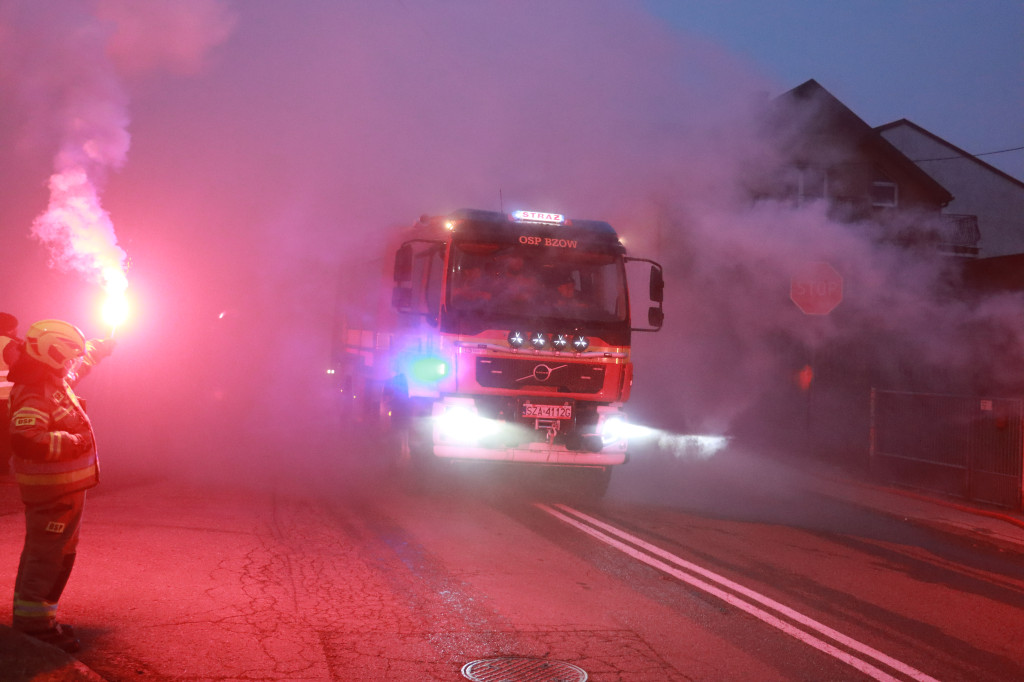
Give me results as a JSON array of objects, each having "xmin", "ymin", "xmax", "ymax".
[{"xmin": 536, "ymin": 503, "xmax": 939, "ymax": 682}]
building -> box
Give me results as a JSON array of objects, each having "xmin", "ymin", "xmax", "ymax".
[
  {"xmin": 878, "ymin": 118, "xmax": 1024, "ymax": 291},
  {"xmin": 764, "ymin": 80, "xmax": 979, "ymax": 256},
  {"xmin": 749, "ymin": 81, "xmax": 977, "ymax": 467},
  {"xmin": 878, "ymin": 119, "xmax": 1024, "ymax": 260},
  {"xmin": 764, "ymin": 80, "xmax": 1023, "ymax": 498}
]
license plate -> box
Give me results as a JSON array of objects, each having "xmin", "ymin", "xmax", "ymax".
[{"xmin": 522, "ymin": 403, "xmax": 572, "ymax": 419}]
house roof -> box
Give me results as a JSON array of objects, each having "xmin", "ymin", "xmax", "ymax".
[
  {"xmin": 775, "ymin": 80, "xmax": 954, "ymax": 206},
  {"xmin": 876, "ymin": 118, "xmax": 1024, "ymax": 191}
]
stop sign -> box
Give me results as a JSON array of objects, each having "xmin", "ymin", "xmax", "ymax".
[{"xmin": 790, "ymin": 261, "xmax": 843, "ymax": 315}]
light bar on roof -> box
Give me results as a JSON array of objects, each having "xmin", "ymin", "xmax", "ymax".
[{"xmin": 511, "ymin": 210, "xmax": 566, "ymax": 225}]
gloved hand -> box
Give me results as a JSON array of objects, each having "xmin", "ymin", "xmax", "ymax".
[
  {"xmin": 67, "ymin": 431, "xmax": 94, "ymax": 456},
  {"xmin": 85, "ymin": 338, "xmax": 116, "ymax": 363}
]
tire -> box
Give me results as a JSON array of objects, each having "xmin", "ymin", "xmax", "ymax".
[
  {"xmin": 376, "ymin": 390, "xmax": 404, "ymax": 472},
  {"xmin": 398, "ymin": 405, "xmax": 449, "ymax": 494},
  {"xmin": 375, "ymin": 376, "xmax": 412, "ymax": 473}
]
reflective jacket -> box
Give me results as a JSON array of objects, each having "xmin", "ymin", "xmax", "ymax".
[{"xmin": 7, "ymin": 356, "xmax": 99, "ymax": 503}]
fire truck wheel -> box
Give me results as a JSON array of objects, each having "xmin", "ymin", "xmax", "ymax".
[
  {"xmin": 377, "ymin": 379, "xmax": 411, "ymax": 472},
  {"xmin": 399, "ymin": 416, "xmax": 448, "ymax": 494},
  {"xmin": 379, "ymin": 425, "xmax": 407, "ymax": 473},
  {"xmin": 375, "ymin": 410, "xmax": 400, "ymax": 472}
]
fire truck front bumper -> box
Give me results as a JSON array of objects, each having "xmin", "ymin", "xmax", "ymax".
[
  {"xmin": 432, "ymin": 443, "xmax": 626, "ymax": 466},
  {"xmin": 429, "ymin": 398, "xmax": 629, "ymax": 466}
]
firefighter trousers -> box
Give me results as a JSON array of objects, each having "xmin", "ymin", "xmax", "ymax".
[{"xmin": 13, "ymin": 490, "xmax": 86, "ymax": 632}]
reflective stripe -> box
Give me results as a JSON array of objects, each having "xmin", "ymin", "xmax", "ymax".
[
  {"xmin": 66, "ymin": 386, "xmax": 85, "ymax": 412},
  {"xmin": 12, "ymin": 406, "xmax": 49, "ymax": 422},
  {"xmin": 15, "ymin": 465, "xmax": 98, "ymax": 487},
  {"xmin": 13, "ymin": 598, "xmax": 58, "ymax": 618},
  {"xmin": 46, "ymin": 432, "xmax": 76, "ymax": 461},
  {"xmin": 13, "ymin": 452, "xmax": 95, "ymax": 475}
]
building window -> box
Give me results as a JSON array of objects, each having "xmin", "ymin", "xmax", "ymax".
[
  {"xmin": 871, "ymin": 181, "xmax": 898, "ymax": 208},
  {"xmin": 783, "ymin": 166, "xmax": 829, "ymax": 204}
]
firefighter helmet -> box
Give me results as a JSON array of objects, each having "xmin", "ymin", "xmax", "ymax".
[{"xmin": 25, "ymin": 319, "xmax": 86, "ymax": 370}]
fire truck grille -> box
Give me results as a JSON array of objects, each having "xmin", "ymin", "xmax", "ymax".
[{"xmin": 476, "ymin": 357, "xmax": 606, "ymax": 393}]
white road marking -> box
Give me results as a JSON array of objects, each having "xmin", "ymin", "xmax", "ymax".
[{"xmin": 536, "ymin": 503, "xmax": 940, "ymax": 682}]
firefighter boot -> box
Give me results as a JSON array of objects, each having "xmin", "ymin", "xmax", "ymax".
[{"xmin": 22, "ymin": 622, "xmax": 80, "ymax": 653}]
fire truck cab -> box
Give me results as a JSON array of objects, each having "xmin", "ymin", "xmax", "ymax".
[{"xmin": 334, "ymin": 208, "xmax": 663, "ymax": 497}]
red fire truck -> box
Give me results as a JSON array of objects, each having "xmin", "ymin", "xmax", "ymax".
[{"xmin": 333, "ymin": 208, "xmax": 663, "ymax": 497}]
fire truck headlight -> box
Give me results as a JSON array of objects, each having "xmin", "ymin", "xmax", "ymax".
[
  {"xmin": 435, "ymin": 404, "xmax": 498, "ymax": 443},
  {"xmin": 599, "ymin": 415, "xmax": 629, "ymax": 446},
  {"xmin": 508, "ymin": 330, "xmax": 526, "ymax": 349},
  {"xmin": 572, "ymin": 334, "xmax": 589, "ymax": 352},
  {"xmin": 530, "ymin": 332, "xmax": 548, "ymax": 350}
]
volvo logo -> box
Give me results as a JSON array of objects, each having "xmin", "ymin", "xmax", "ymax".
[{"xmin": 518, "ymin": 363, "xmax": 568, "ymax": 383}]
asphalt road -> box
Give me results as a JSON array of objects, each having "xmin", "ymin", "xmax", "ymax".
[{"xmin": 2, "ymin": 448, "xmax": 1023, "ymax": 681}]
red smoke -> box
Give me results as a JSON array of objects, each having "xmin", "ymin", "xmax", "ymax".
[
  {"xmin": 1, "ymin": 2, "xmax": 1021, "ymax": 486},
  {"xmin": 2, "ymin": 0, "xmax": 235, "ymax": 334}
]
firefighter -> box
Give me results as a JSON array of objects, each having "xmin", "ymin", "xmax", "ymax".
[
  {"xmin": 1, "ymin": 312, "xmax": 21, "ymax": 475},
  {"xmin": 0, "ymin": 311, "xmax": 18, "ymax": 382},
  {"xmin": 496, "ymin": 254, "xmax": 540, "ymax": 306},
  {"xmin": 7, "ymin": 319, "xmax": 114, "ymax": 652},
  {"xmin": 552, "ymin": 271, "xmax": 592, "ymax": 317}
]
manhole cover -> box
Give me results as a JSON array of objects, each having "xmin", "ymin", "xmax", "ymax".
[{"xmin": 461, "ymin": 657, "xmax": 587, "ymax": 682}]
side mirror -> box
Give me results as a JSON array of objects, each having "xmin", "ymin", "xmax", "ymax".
[
  {"xmin": 648, "ymin": 306, "xmax": 664, "ymax": 329},
  {"xmin": 625, "ymin": 256, "xmax": 665, "ymax": 333},
  {"xmin": 392, "ymin": 287, "xmax": 412, "ymax": 311},
  {"xmin": 394, "ymin": 244, "xmax": 413, "ymax": 283},
  {"xmin": 649, "ymin": 266, "xmax": 664, "ymax": 303}
]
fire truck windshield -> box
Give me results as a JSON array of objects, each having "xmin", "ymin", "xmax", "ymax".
[{"xmin": 447, "ymin": 241, "xmax": 628, "ymax": 327}]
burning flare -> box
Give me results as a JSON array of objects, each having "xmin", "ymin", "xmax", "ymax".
[{"xmin": 101, "ymin": 281, "xmax": 130, "ymax": 337}]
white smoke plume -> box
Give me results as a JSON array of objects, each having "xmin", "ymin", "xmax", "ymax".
[{"xmin": 0, "ymin": 0, "xmax": 235, "ymax": 324}]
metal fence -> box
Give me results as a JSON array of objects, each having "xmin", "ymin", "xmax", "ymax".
[{"xmin": 869, "ymin": 389, "xmax": 1024, "ymax": 510}]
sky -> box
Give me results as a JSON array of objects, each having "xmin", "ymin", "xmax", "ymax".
[
  {"xmin": 1, "ymin": 0, "xmax": 1023, "ymax": 488},
  {"xmin": 645, "ymin": 0, "xmax": 1024, "ymax": 181}
]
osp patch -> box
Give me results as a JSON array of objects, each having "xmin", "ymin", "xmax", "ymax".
[
  {"xmin": 45, "ymin": 522, "xmax": 66, "ymax": 534},
  {"xmin": 14, "ymin": 416, "xmax": 36, "ymax": 427}
]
